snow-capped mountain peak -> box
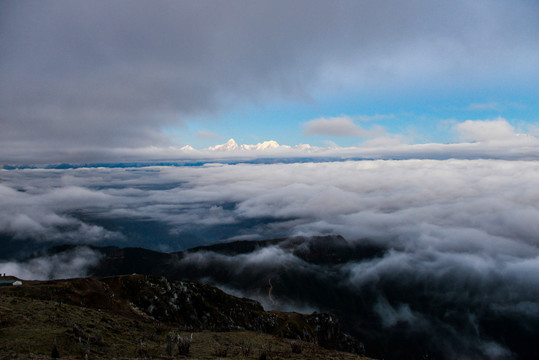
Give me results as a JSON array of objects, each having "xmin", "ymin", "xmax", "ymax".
[
  {"xmin": 293, "ymin": 144, "xmax": 313, "ymax": 151},
  {"xmin": 208, "ymin": 138, "xmax": 239, "ymax": 151},
  {"xmin": 202, "ymin": 139, "xmax": 323, "ymax": 153},
  {"xmin": 180, "ymin": 145, "xmax": 195, "ymax": 151},
  {"xmin": 241, "ymin": 140, "xmax": 285, "ymax": 151},
  {"xmin": 208, "ymin": 139, "xmax": 291, "ymax": 151}
]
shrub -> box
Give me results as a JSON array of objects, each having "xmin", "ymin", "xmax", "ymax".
[
  {"xmin": 166, "ymin": 333, "xmax": 175, "ymax": 356},
  {"xmin": 259, "ymin": 343, "xmax": 272, "ymax": 360},
  {"xmin": 238, "ymin": 340, "xmax": 252, "ymax": 356},
  {"xmin": 290, "ymin": 340, "xmax": 302, "ymax": 354},
  {"xmin": 51, "ymin": 344, "xmax": 60, "ymax": 359},
  {"xmin": 212, "ymin": 345, "xmax": 229, "ymax": 357},
  {"xmin": 137, "ymin": 339, "xmax": 149, "ymax": 358},
  {"xmin": 177, "ymin": 334, "xmax": 191, "ymax": 355}
]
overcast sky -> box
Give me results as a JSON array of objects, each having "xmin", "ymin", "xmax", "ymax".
[{"xmin": 1, "ymin": 0, "xmax": 538, "ymax": 163}]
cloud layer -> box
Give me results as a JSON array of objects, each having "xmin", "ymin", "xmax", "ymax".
[
  {"xmin": 2, "ymin": 158, "xmax": 538, "ymax": 256},
  {"xmin": 2, "ymin": 157, "xmax": 538, "ymax": 358}
]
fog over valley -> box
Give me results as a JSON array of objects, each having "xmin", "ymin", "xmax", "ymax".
[
  {"xmin": 1, "ymin": 159, "xmax": 539, "ymax": 358},
  {"xmin": 2, "ymin": 159, "xmax": 539, "ymax": 258}
]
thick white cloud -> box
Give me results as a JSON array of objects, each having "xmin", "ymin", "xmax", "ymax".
[
  {"xmin": 455, "ymin": 117, "xmax": 519, "ymax": 142},
  {"xmin": 0, "ymin": 182, "xmax": 121, "ymax": 242},
  {"xmin": 2, "ymin": 157, "xmax": 539, "ymax": 258}
]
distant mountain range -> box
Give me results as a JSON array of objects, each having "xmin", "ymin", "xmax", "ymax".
[
  {"xmin": 37, "ymin": 235, "xmax": 539, "ymax": 360},
  {"xmin": 206, "ymin": 138, "xmax": 317, "ymax": 152}
]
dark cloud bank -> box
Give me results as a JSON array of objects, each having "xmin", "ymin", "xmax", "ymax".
[{"xmin": 1, "ymin": 159, "xmax": 538, "ymax": 359}]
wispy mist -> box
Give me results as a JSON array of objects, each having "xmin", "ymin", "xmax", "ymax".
[{"xmin": 0, "ymin": 246, "xmax": 102, "ymax": 280}]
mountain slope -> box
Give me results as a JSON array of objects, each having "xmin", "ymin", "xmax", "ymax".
[
  {"xmin": 0, "ymin": 274, "xmax": 364, "ymax": 358},
  {"xmin": 30, "ymin": 236, "xmax": 539, "ymax": 360}
]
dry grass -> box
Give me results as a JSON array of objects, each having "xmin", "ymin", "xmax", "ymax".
[{"xmin": 0, "ymin": 282, "xmax": 372, "ymax": 360}]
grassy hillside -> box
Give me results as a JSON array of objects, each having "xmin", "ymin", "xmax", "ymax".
[{"xmin": 0, "ymin": 276, "xmax": 370, "ymax": 359}]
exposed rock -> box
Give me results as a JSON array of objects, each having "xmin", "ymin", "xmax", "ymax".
[{"xmin": 2, "ymin": 274, "xmax": 363, "ymax": 354}]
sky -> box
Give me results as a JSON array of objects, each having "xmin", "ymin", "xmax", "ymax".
[{"xmin": 1, "ymin": 0, "xmax": 539, "ymax": 164}]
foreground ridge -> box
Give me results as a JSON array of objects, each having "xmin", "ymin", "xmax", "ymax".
[{"xmin": 0, "ymin": 274, "xmax": 367, "ymax": 359}]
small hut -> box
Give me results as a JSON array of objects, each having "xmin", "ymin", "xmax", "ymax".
[
  {"xmin": 0, "ymin": 280, "xmax": 16, "ymax": 286},
  {"xmin": 0, "ymin": 279, "xmax": 23, "ymax": 286}
]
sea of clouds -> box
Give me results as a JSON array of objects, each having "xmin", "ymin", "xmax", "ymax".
[
  {"xmin": 1, "ymin": 158, "xmax": 538, "ymax": 358},
  {"xmin": 1, "ymin": 158, "xmax": 538, "ymax": 271}
]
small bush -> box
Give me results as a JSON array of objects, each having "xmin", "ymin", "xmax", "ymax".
[
  {"xmin": 93, "ymin": 331, "xmax": 104, "ymax": 345},
  {"xmin": 238, "ymin": 340, "xmax": 252, "ymax": 356},
  {"xmin": 154, "ymin": 322, "xmax": 166, "ymax": 335},
  {"xmin": 51, "ymin": 344, "xmax": 60, "ymax": 358},
  {"xmin": 177, "ymin": 334, "xmax": 191, "ymax": 355},
  {"xmin": 290, "ymin": 340, "xmax": 302, "ymax": 354},
  {"xmin": 212, "ymin": 345, "xmax": 229, "ymax": 357},
  {"xmin": 166, "ymin": 333, "xmax": 175, "ymax": 356},
  {"xmin": 137, "ymin": 339, "xmax": 149, "ymax": 358},
  {"xmin": 259, "ymin": 343, "xmax": 272, "ymax": 360}
]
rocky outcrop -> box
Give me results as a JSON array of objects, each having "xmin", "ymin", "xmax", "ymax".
[
  {"xmin": 4, "ymin": 274, "xmax": 363, "ymax": 354},
  {"xmin": 107, "ymin": 275, "xmax": 364, "ymax": 353}
]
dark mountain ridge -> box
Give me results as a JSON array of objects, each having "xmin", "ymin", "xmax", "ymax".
[
  {"xmin": 0, "ymin": 274, "xmax": 365, "ymax": 359},
  {"xmin": 27, "ymin": 236, "xmax": 539, "ymax": 360}
]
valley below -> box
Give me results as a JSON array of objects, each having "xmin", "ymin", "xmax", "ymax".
[{"xmin": 3, "ymin": 235, "xmax": 537, "ymax": 360}]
